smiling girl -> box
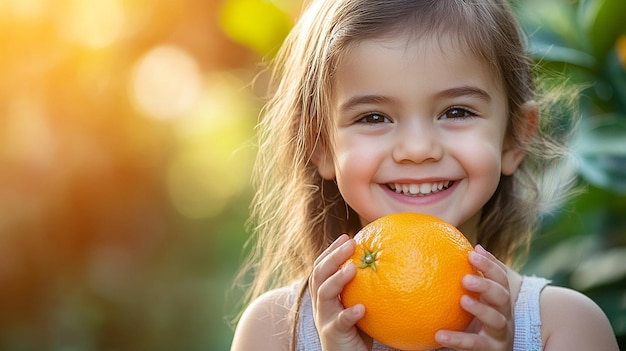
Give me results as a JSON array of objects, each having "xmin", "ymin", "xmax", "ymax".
[{"xmin": 230, "ymin": 0, "xmax": 619, "ymax": 350}]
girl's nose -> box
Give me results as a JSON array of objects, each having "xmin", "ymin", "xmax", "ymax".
[{"xmin": 391, "ymin": 121, "xmax": 443, "ymax": 164}]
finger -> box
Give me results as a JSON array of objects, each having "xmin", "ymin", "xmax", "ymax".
[
  {"xmin": 462, "ymin": 274, "xmax": 510, "ymax": 312},
  {"xmin": 435, "ymin": 329, "xmax": 484, "ymax": 351},
  {"xmin": 314, "ymin": 234, "xmax": 350, "ymax": 267},
  {"xmin": 334, "ymin": 303, "xmax": 365, "ymax": 333},
  {"xmin": 461, "ymin": 294, "xmax": 508, "ymax": 333},
  {"xmin": 312, "ymin": 262, "xmax": 364, "ymax": 346},
  {"xmin": 310, "ymin": 238, "xmax": 355, "ymax": 293},
  {"xmin": 469, "ymin": 248, "xmax": 509, "ymax": 289},
  {"xmin": 318, "ymin": 262, "xmax": 356, "ymax": 303},
  {"xmin": 437, "ymin": 318, "xmax": 512, "ymax": 351},
  {"xmin": 475, "ymin": 245, "xmax": 509, "ymax": 275}
]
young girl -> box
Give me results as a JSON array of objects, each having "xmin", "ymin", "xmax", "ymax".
[{"xmin": 231, "ymin": 0, "xmax": 619, "ymax": 350}]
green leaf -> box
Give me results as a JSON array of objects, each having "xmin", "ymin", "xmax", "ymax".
[
  {"xmin": 579, "ymin": 0, "xmax": 626, "ymax": 60},
  {"xmin": 603, "ymin": 49, "xmax": 626, "ymax": 108},
  {"xmin": 515, "ymin": 0, "xmax": 581, "ymax": 50},
  {"xmin": 573, "ymin": 114, "xmax": 626, "ymax": 193},
  {"xmin": 529, "ymin": 41, "xmax": 596, "ymax": 69},
  {"xmin": 570, "ymin": 247, "xmax": 626, "ymax": 290}
]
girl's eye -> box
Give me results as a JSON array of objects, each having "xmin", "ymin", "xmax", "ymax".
[
  {"xmin": 441, "ymin": 107, "xmax": 476, "ymax": 119},
  {"xmin": 358, "ymin": 113, "xmax": 390, "ymax": 124}
]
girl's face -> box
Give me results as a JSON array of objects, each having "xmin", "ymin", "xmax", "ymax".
[{"xmin": 314, "ymin": 33, "xmax": 526, "ymax": 242}]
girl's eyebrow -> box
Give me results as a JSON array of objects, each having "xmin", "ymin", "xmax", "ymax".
[
  {"xmin": 338, "ymin": 95, "xmax": 396, "ymax": 112},
  {"xmin": 435, "ymin": 85, "xmax": 492, "ymax": 103}
]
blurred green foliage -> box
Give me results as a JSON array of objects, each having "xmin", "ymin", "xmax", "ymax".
[
  {"xmin": 0, "ymin": 0, "xmax": 623, "ymax": 350},
  {"xmin": 513, "ymin": 0, "xmax": 626, "ymax": 346}
]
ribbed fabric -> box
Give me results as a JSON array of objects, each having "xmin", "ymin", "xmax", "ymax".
[
  {"xmin": 512, "ymin": 276, "xmax": 549, "ymax": 351},
  {"xmin": 294, "ymin": 276, "xmax": 549, "ymax": 350}
]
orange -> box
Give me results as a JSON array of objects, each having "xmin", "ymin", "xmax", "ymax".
[{"xmin": 340, "ymin": 212, "xmax": 479, "ymax": 351}]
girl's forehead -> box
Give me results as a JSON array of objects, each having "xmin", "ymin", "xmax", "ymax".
[
  {"xmin": 335, "ymin": 31, "xmax": 504, "ymax": 91},
  {"xmin": 345, "ymin": 27, "xmax": 495, "ymax": 63}
]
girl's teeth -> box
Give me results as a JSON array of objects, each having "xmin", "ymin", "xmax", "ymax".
[{"xmin": 390, "ymin": 181, "xmax": 452, "ymax": 196}]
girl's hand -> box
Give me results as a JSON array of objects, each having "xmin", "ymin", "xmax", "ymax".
[
  {"xmin": 435, "ymin": 244, "xmax": 514, "ymax": 351},
  {"xmin": 309, "ymin": 234, "xmax": 373, "ymax": 351}
]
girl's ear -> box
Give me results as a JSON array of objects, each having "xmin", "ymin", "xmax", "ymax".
[
  {"xmin": 501, "ymin": 101, "xmax": 539, "ymax": 176},
  {"xmin": 311, "ymin": 144, "xmax": 336, "ymax": 180}
]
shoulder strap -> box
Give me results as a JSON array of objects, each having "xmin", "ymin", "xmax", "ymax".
[
  {"xmin": 296, "ymin": 286, "xmax": 323, "ymax": 350},
  {"xmin": 296, "ymin": 288, "xmax": 398, "ymax": 351},
  {"xmin": 513, "ymin": 276, "xmax": 550, "ymax": 351}
]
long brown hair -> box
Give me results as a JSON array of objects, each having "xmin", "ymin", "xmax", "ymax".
[{"xmin": 234, "ymin": 0, "xmax": 577, "ymax": 328}]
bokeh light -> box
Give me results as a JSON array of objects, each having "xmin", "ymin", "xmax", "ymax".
[
  {"xmin": 0, "ymin": 0, "xmax": 267, "ymax": 348},
  {"xmin": 0, "ymin": 0, "xmax": 46, "ymax": 20},
  {"xmin": 167, "ymin": 73, "xmax": 256, "ymax": 219},
  {"xmin": 130, "ymin": 45, "xmax": 202, "ymax": 121},
  {"xmin": 59, "ymin": 0, "xmax": 126, "ymax": 48}
]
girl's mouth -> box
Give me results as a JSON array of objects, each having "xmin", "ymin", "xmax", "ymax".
[{"xmin": 387, "ymin": 181, "xmax": 454, "ymax": 196}]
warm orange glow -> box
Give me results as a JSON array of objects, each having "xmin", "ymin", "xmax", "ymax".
[
  {"xmin": 0, "ymin": 1, "xmax": 268, "ymax": 347},
  {"xmin": 59, "ymin": 0, "xmax": 126, "ymax": 48},
  {"xmin": 0, "ymin": 0, "xmax": 46, "ymax": 19}
]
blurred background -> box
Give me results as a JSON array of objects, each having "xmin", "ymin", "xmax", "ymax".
[{"xmin": 0, "ymin": 0, "xmax": 624, "ymax": 350}]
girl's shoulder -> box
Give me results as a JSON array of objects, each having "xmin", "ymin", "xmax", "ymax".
[
  {"xmin": 540, "ymin": 285, "xmax": 619, "ymax": 350},
  {"xmin": 230, "ymin": 286, "xmax": 295, "ymax": 351}
]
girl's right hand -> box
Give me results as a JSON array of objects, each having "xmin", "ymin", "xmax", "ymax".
[{"xmin": 309, "ymin": 234, "xmax": 373, "ymax": 351}]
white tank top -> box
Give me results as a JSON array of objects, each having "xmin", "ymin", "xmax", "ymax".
[{"xmin": 295, "ymin": 276, "xmax": 549, "ymax": 350}]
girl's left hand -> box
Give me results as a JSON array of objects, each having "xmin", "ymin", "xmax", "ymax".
[
  {"xmin": 309, "ymin": 234, "xmax": 373, "ymax": 351},
  {"xmin": 434, "ymin": 244, "xmax": 514, "ymax": 351}
]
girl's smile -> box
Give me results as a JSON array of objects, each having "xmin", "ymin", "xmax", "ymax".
[
  {"xmin": 383, "ymin": 179, "xmax": 458, "ymax": 203},
  {"xmin": 314, "ymin": 32, "xmax": 526, "ymax": 238},
  {"xmin": 386, "ymin": 180, "xmax": 454, "ymax": 197}
]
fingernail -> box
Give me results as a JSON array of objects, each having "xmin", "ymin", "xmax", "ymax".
[
  {"xmin": 475, "ymin": 244, "xmax": 488, "ymax": 254},
  {"xmin": 468, "ymin": 250, "xmax": 480, "ymax": 263},
  {"xmin": 352, "ymin": 304, "xmax": 365, "ymax": 317},
  {"xmin": 435, "ymin": 331, "xmax": 450, "ymax": 342},
  {"xmin": 338, "ymin": 237, "xmax": 351, "ymax": 247},
  {"xmin": 461, "ymin": 294, "xmax": 475, "ymax": 306},
  {"xmin": 342, "ymin": 262, "xmax": 355, "ymax": 274},
  {"xmin": 464, "ymin": 274, "xmax": 479, "ymax": 287}
]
